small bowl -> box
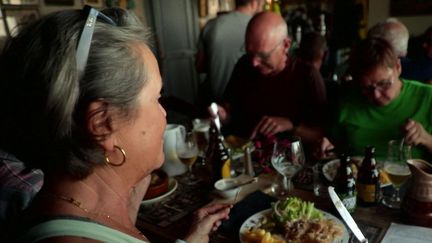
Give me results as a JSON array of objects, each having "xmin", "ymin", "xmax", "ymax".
[
  {"xmin": 214, "ymin": 178, "xmax": 241, "ymax": 198},
  {"xmin": 144, "ymin": 169, "xmax": 169, "ymax": 200}
]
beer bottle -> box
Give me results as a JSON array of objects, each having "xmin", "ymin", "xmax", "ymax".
[
  {"xmin": 334, "ymin": 153, "xmax": 357, "ymax": 213},
  {"xmin": 357, "ymin": 146, "xmax": 380, "ymax": 206},
  {"xmin": 205, "ymin": 121, "xmax": 218, "ymax": 163},
  {"xmin": 207, "ymin": 120, "xmax": 231, "ymax": 182}
]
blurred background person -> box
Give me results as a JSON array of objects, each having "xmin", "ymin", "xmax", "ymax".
[
  {"xmin": 196, "ymin": 0, "xmax": 264, "ymax": 108},
  {"xmin": 401, "ymin": 26, "xmax": 432, "ymax": 84},
  {"xmin": 296, "ymin": 31, "xmax": 328, "ymax": 72},
  {"xmin": 0, "ymin": 7, "xmax": 230, "ymax": 242},
  {"xmin": 216, "ymin": 12, "xmax": 327, "ymax": 148},
  {"xmin": 367, "ymin": 18, "xmax": 413, "ymax": 80},
  {"xmin": 295, "ymin": 31, "xmax": 337, "ymax": 130},
  {"xmin": 367, "ymin": 18, "xmax": 409, "ymax": 58},
  {"xmin": 0, "ymin": 151, "xmax": 43, "ymax": 240},
  {"xmin": 318, "ymin": 37, "xmax": 432, "ymax": 161}
]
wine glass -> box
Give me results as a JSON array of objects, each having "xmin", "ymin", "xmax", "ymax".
[
  {"xmin": 176, "ymin": 132, "xmax": 199, "ymax": 184},
  {"xmin": 271, "ymin": 137, "xmax": 305, "ymax": 197},
  {"xmin": 382, "ymin": 139, "xmax": 412, "ymax": 209}
]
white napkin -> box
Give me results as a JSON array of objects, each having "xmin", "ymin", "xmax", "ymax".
[{"xmin": 381, "ymin": 222, "xmax": 432, "ymax": 243}]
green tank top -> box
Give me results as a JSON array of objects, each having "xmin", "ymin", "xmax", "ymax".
[{"xmin": 17, "ymin": 218, "xmax": 148, "ymax": 243}]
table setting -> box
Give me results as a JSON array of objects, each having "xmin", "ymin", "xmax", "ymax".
[{"xmin": 136, "ymin": 122, "xmax": 432, "ymax": 243}]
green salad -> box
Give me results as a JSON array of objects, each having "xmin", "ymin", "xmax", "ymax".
[{"xmin": 272, "ymin": 197, "xmax": 323, "ymax": 223}]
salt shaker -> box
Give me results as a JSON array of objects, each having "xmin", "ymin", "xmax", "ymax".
[{"xmin": 244, "ymin": 146, "xmax": 255, "ymax": 177}]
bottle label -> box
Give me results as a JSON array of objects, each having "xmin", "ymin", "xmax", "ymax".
[
  {"xmin": 340, "ymin": 194, "xmax": 357, "ymax": 212},
  {"xmin": 221, "ymin": 159, "xmax": 231, "ymax": 178},
  {"xmin": 357, "ymin": 184, "xmax": 377, "ymax": 203}
]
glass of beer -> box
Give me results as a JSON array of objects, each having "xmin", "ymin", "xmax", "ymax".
[
  {"xmin": 192, "ymin": 118, "xmax": 210, "ymax": 160},
  {"xmin": 382, "ymin": 139, "xmax": 412, "ymax": 209},
  {"xmin": 176, "ymin": 132, "xmax": 199, "ymax": 184}
]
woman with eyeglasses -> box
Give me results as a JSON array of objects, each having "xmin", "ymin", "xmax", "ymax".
[
  {"xmin": 0, "ymin": 7, "xmax": 231, "ymax": 242},
  {"xmin": 317, "ymin": 37, "xmax": 432, "ymax": 161}
]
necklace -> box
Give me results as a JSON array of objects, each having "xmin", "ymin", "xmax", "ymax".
[{"xmin": 48, "ymin": 193, "xmax": 146, "ymax": 241}]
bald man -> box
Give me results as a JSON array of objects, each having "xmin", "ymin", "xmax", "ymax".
[
  {"xmin": 216, "ymin": 12, "xmax": 327, "ymax": 145},
  {"xmin": 368, "ymin": 18, "xmax": 409, "ymax": 58}
]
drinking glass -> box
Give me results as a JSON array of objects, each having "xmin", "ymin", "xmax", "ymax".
[
  {"xmin": 271, "ymin": 138, "xmax": 305, "ymax": 197},
  {"xmin": 176, "ymin": 132, "xmax": 199, "ymax": 184},
  {"xmin": 192, "ymin": 118, "xmax": 210, "ymax": 164},
  {"xmin": 382, "ymin": 139, "xmax": 412, "ymax": 209}
]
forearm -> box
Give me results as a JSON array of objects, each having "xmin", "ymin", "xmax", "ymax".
[{"xmin": 421, "ymin": 133, "xmax": 432, "ymax": 154}]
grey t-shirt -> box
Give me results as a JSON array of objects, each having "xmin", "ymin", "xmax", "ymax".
[{"xmin": 198, "ymin": 11, "xmax": 252, "ymax": 101}]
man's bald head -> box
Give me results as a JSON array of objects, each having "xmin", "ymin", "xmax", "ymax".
[
  {"xmin": 244, "ymin": 12, "xmax": 290, "ymax": 76},
  {"xmin": 246, "ymin": 11, "xmax": 288, "ymax": 46},
  {"xmin": 368, "ymin": 18, "xmax": 409, "ymax": 57}
]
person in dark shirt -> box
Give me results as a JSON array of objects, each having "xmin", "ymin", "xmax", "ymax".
[
  {"xmin": 402, "ymin": 26, "xmax": 432, "ymax": 84},
  {"xmin": 215, "ymin": 12, "xmax": 327, "ymax": 146}
]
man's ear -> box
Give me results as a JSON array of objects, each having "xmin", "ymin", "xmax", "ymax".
[
  {"xmin": 395, "ymin": 58, "xmax": 402, "ymax": 76},
  {"xmin": 283, "ymin": 37, "xmax": 291, "ymax": 52},
  {"xmin": 86, "ymin": 100, "xmax": 115, "ymax": 150}
]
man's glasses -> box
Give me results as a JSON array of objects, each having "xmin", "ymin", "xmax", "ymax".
[
  {"xmin": 76, "ymin": 5, "xmax": 116, "ymax": 79},
  {"xmin": 245, "ymin": 39, "xmax": 284, "ymax": 62},
  {"xmin": 361, "ymin": 77, "xmax": 394, "ymax": 94}
]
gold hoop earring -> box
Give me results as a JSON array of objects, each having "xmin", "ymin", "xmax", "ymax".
[{"xmin": 105, "ymin": 145, "xmax": 126, "ymax": 166}]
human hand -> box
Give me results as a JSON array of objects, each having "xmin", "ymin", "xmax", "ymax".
[
  {"xmin": 184, "ymin": 203, "xmax": 232, "ymax": 243},
  {"xmin": 313, "ymin": 137, "xmax": 335, "ymax": 160},
  {"xmin": 250, "ymin": 116, "xmax": 293, "ymax": 139},
  {"xmin": 403, "ymin": 119, "xmax": 432, "ymax": 149}
]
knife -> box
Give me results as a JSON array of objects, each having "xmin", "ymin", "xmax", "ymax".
[{"xmin": 328, "ymin": 186, "xmax": 368, "ymax": 243}]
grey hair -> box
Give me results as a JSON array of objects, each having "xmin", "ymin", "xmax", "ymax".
[
  {"xmin": 367, "ymin": 18, "xmax": 409, "ymax": 57},
  {"xmin": 0, "ymin": 8, "xmax": 152, "ymax": 179}
]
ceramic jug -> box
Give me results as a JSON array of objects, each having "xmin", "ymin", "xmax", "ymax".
[
  {"xmin": 401, "ymin": 159, "xmax": 432, "ymax": 227},
  {"xmin": 161, "ymin": 124, "xmax": 187, "ymax": 176}
]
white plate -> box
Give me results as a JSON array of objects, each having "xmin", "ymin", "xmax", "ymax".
[
  {"xmin": 322, "ymin": 157, "xmax": 391, "ymax": 187},
  {"xmin": 141, "ymin": 178, "xmax": 178, "ymax": 206},
  {"xmin": 239, "ymin": 208, "xmax": 349, "ymax": 243}
]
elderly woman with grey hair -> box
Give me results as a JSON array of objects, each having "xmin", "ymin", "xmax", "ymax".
[{"xmin": 0, "ymin": 6, "xmax": 231, "ymax": 242}]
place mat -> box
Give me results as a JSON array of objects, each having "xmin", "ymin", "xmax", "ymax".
[
  {"xmin": 355, "ymin": 218, "xmax": 387, "ymax": 243},
  {"xmin": 219, "ymin": 190, "xmax": 277, "ymax": 240},
  {"xmin": 138, "ymin": 179, "xmax": 212, "ymax": 227}
]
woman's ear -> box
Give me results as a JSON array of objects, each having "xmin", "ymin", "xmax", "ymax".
[{"xmin": 86, "ymin": 100, "xmax": 115, "ymax": 150}]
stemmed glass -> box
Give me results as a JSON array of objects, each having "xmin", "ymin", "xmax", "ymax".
[
  {"xmin": 176, "ymin": 132, "xmax": 199, "ymax": 184},
  {"xmin": 271, "ymin": 137, "xmax": 305, "ymax": 197},
  {"xmin": 382, "ymin": 139, "xmax": 412, "ymax": 209}
]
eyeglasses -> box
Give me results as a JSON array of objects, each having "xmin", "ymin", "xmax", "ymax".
[
  {"xmin": 245, "ymin": 39, "xmax": 285, "ymax": 62},
  {"xmin": 361, "ymin": 77, "xmax": 394, "ymax": 94},
  {"xmin": 76, "ymin": 5, "xmax": 116, "ymax": 79}
]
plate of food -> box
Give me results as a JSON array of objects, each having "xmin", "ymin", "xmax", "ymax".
[
  {"xmin": 141, "ymin": 170, "xmax": 178, "ymax": 206},
  {"xmin": 240, "ymin": 197, "xmax": 348, "ymax": 243},
  {"xmin": 322, "ymin": 157, "xmax": 391, "ymax": 187}
]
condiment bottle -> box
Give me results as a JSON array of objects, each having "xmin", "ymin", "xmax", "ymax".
[
  {"xmin": 318, "ymin": 13, "xmax": 326, "ymax": 37},
  {"xmin": 334, "ymin": 153, "xmax": 357, "ymax": 213},
  {"xmin": 357, "ymin": 146, "xmax": 380, "ymax": 206},
  {"xmin": 244, "ymin": 146, "xmax": 255, "ymax": 177},
  {"xmin": 207, "ymin": 120, "xmax": 231, "ymax": 182}
]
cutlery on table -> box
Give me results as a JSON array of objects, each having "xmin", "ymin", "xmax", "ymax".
[
  {"xmin": 328, "ymin": 186, "xmax": 368, "ymax": 243},
  {"xmin": 222, "ymin": 177, "xmax": 258, "ymax": 191}
]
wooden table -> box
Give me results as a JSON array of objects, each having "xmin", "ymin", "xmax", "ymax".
[{"xmin": 136, "ymin": 173, "xmax": 401, "ymax": 243}]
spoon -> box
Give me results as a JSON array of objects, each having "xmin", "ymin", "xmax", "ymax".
[{"xmin": 221, "ymin": 177, "xmax": 258, "ymax": 191}]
